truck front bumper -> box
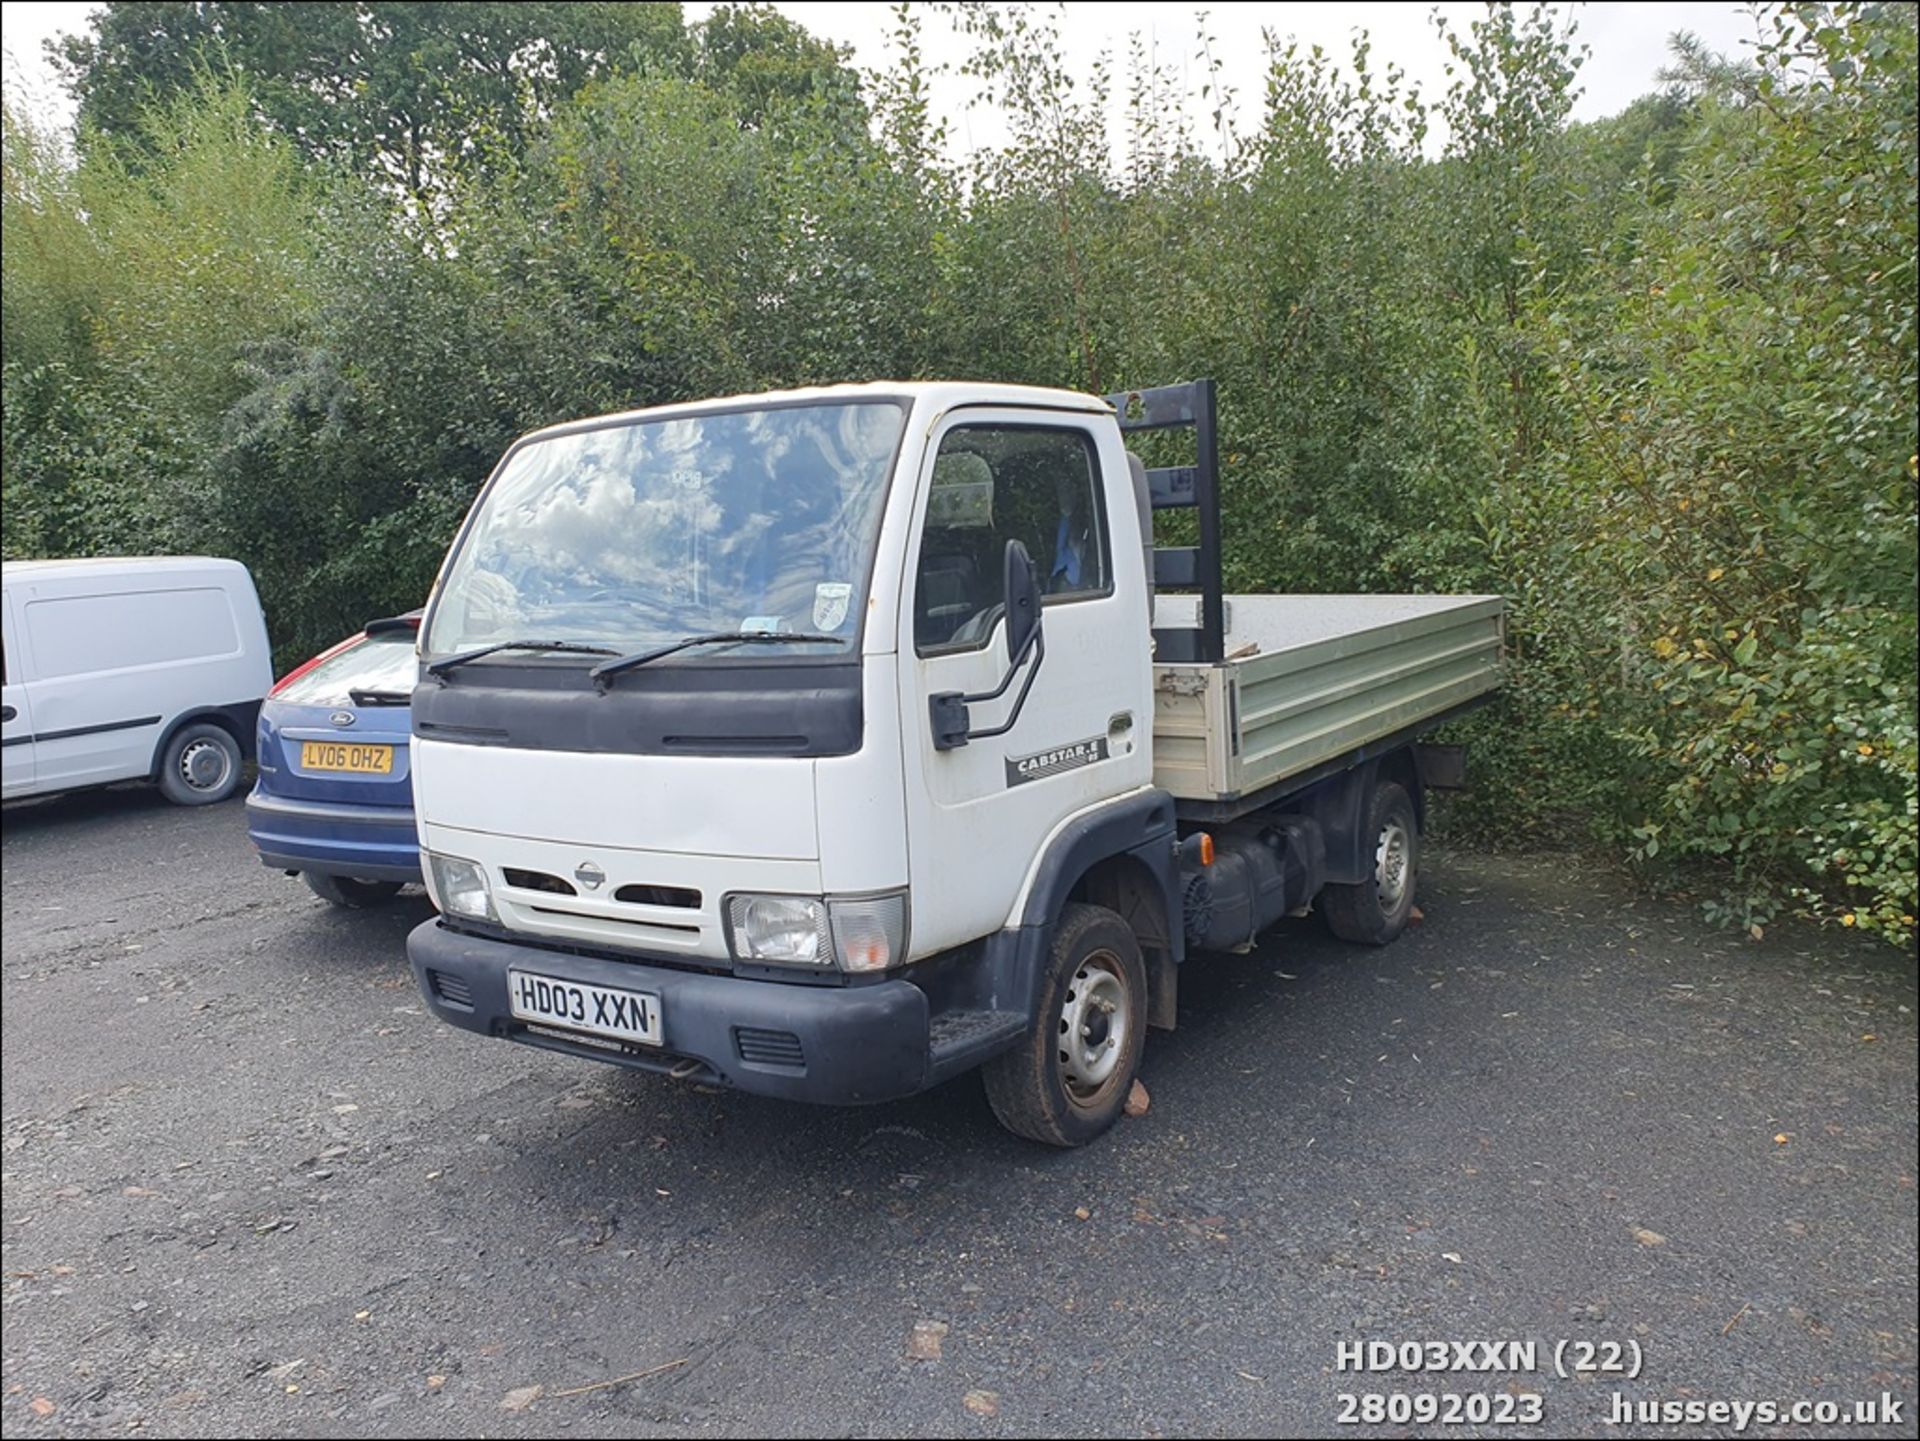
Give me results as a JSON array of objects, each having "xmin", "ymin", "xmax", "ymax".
[{"xmin": 409, "ymin": 918, "xmax": 966, "ymax": 1106}]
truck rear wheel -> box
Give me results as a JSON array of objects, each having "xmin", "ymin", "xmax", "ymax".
[
  {"xmin": 983, "ymin": 903, "xmax": 1146, "ymax": 1147},
  {"xmin": 1321, "ymin": 780, "xmax": 1419, "ymax": 946}
]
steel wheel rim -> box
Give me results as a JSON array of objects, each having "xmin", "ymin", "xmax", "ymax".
[
  {"xmin": 1375, "ymin": 819, "xmax": 1411, "ymax": 910},
  {"xmin": 179, "ymin": 738, "xmax": 232, "ymax": 792},
  {"xmin": 1057, "ymin": 951, "xmax": 1129, "ymax": 1108}
]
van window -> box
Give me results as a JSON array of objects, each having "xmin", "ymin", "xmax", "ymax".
[{"xmin": 26, "ymin": 587, "xmax": 240, "ymax": 678}]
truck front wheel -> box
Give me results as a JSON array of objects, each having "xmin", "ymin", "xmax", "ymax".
[
  {"xmin": 1321, "ymin": 779, "xmax": 1419, "ymax": 946},
  {"xmin": 984, "ymin": 903, "xmax": 1146, "ymax": 1147}
]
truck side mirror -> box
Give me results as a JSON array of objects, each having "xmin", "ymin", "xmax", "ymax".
[
  {"xmin": 1003, "ymin": 538, "xmax": 1042, "ymax": 665},
  {"xmin": 928, "ymin": 539, "xmax": 1049, "ymax": 752}
]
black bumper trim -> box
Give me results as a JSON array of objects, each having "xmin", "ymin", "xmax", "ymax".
[
  {"xmin": 246, "ymin": 793, "xmax": 418, "ymax": 827},
  {"xmin": 409, "ymin": 919, "xmax": 941, "ymax": 1105}
]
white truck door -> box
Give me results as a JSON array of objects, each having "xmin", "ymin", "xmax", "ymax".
[
  {"xmin": 1, "ymin": 589, "xmax": 33, "ymax": 796},
  {"xmin": 898, "ymin": 409, "xmax": 1154, "ymax": 956}
]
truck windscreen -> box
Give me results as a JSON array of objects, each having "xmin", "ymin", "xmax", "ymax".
[{"xmin": 424, "ymin": 400, "xmax": 907, "ymax": 661}]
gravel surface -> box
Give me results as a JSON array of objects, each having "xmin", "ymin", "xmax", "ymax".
[{"xmin": 3, "ymin": 786, "xmax": 1914, "ymax": 1437}]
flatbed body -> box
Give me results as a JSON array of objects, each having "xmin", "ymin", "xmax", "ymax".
[{"xmin": 1151, "ymin": 593, "xmax": 1505, "ymax": 806}]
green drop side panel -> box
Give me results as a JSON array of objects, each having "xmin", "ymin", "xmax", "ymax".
[{"xmin": 1151, "ymin": 594, "xmax": 1505, "ymax": 802}]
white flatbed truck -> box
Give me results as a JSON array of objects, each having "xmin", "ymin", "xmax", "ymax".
[{"xmin": 407, "ymin": 379, "xmax": 1503, "ymax": 1145}]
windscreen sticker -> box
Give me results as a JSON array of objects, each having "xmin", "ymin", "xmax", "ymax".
[
  {"xmin": 813, "ymin": 582, "xmax": 853, "ymax": 631},
  {"xmin": 1006, "ymin": 735, "xmax": 1109, "ymax": 787}
]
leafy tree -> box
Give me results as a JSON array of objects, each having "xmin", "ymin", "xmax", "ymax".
[
  {"xmin": 695, "ymin": 3, "xmax": 862, "ymax": 130},
  {"xmin": 1511, "ymin": 2, "xmax": 1918, "ymax": 937},
  {"xmin": 51, "ymin": 2, "xmax": 690, "ymax": 200}
]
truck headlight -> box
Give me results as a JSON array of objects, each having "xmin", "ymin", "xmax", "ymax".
[
  {"xmin": 425, "ymin": 851, "xmax": 496, "ymax": 923},
  {"xmin": 727, "ymin": 895, "xmax": 832, "ymax": 966},
  {"xmin": 725, "ymin": 892, "xmax": 909, "ymax": 971}
]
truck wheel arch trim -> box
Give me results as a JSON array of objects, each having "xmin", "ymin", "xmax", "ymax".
[
  {"xmin": 1308, "ymin": 751, "xmax": 1423, "ymax": 886},
  {"xmin": 1075, "ymin": 849, "xmax": 1182, "ymax": 1030},
  {"xmin": 1010, "ymin": 786, "xmax": 1185, "ymax": 1029},
  {"xmin": 948, "ymin": 792, "xmax": 1182, "ymax": 1065}
]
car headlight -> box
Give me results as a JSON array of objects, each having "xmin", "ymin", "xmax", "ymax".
[
  {"xmin": 425, "ymin": 851, "xmax": 496, "ymax": 923},
  {"xmin": 725, "ymin": 892, "xmax": 908, "ymax": 971}
]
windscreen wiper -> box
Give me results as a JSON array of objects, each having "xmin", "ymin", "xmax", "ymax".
[
  {"xmin": 590, "ymin": 632, "xmax": 840, "ymax": 692},
  {"xmin": 427, "ymin": 638, "xmax": 621, "ymax": 678},
  {"xmin": 348, "ymin": 687, "xmax": 412, "ymax": 706}
]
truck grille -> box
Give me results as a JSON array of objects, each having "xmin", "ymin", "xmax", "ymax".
[
  {"xmin": 528, "ymin": 905, "xmax": 698, "ymax": 938},
  {"xmin": 485, "ymin": 848, "xmax": 736, "ymax": 960},
  {"xmin": 502, "ymin": 867, "xmax": 576, "ymax": 895},
  {"xmin": 614, "ymin": 882, "xmax": 701, "ymax": 908},
  {"xmin": 734, "ymin": 1027, "xmax": 805, "ymax": 1069}
]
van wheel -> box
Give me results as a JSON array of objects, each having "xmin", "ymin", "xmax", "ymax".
[
  {"xmin": 1322, "ymin": 780, "xmax": 1419, "ymax": 945},
  {"xmin": 157, "ymin": 723, "xmax": 244, "ymax": 805},
  {"xmin": 303, "ymin": 872, "xmax": 404, "ymax": 908},
  {"xmin": 983, "ymin": 903, "xmax": 1146, "ymax": 1148}
]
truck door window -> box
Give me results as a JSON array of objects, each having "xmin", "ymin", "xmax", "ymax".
[{"xmin": 915, "ymin": 425, "xmax": 1110, "ymax": 654}]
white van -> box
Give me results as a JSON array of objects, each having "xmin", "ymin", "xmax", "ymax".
[{"xmin": 1, "ymin": 557, "xmax": 274, "ymax": 805}]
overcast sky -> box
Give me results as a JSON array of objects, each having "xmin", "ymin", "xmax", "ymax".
[{"xmin": 3, "ymin": 1, "xmax": 1765, "ymax": 158}]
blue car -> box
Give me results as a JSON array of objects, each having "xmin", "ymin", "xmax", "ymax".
[{"xmin": 246, "ymin": 611, "xmax": 422, "ymax": 907}]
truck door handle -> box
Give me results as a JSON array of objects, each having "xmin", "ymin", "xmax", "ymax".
[{"xmin": 0, "ymin": 705, "xmax": 14, "ymax": 722}]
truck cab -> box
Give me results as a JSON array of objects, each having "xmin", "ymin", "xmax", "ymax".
[{"xmin": 407, "ymin": 380, "xmax": 1501, "ymax": 1145}]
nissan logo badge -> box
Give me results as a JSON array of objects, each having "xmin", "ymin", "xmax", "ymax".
[
  {"xmin": 574, "ymin": 861, "xmax": 607, "ymax": 891},
  {"xmin": 330, "ymin": 711, "xmax": 356, "ymax": 727}
]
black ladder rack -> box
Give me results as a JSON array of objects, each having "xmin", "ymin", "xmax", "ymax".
[{"xmin": 1104, "ymin": 377, "xmax": 1225, "ymax": 664}]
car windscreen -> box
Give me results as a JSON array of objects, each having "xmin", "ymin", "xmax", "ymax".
[
  {"xmin": 273, "ymin": 633, "xmax": 419, "ymax": 705},
  {"xmin": 422, "ymin": 400, "xmax": 907, "ymax": 660}
]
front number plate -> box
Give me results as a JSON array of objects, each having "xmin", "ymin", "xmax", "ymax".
[{"xmin": 507, "ymin": 970, "xmax": 662, "ymax": 1047}]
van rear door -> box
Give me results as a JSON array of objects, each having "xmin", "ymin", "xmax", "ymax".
[{"xmin": 1, "ymin": 589, "xmax": 32, "ymax": 796}]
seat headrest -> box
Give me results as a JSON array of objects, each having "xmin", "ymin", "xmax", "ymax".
[
  {"xmin": 929, "ymin": 451, "xmax": 994, "ymax": 528},
  {"xmin": 933, "ymin": 452, "xmax": 992, "ymax": 487}
]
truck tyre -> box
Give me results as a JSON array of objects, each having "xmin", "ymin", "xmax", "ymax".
[
  {"xmin": 1321, "ymin": 780, "xmax": 1419, "ymax": 946},
  {"xmin": 983, "ymin": 903, "xmax": 1147, "ymax": 1147},
  {"xmin": 156, "ymin": 722, "xmax": 244, "ymax": 806},
  {"xmin": 303, "ymin": 872, "xmax": 404, "ymax": 908}
]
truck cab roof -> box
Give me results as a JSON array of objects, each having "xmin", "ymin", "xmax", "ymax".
[{"xmin": 515, "ymin": 381, "xmax": 1113, "ymax": 447}]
